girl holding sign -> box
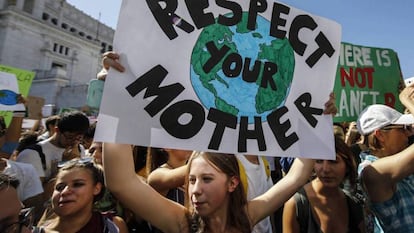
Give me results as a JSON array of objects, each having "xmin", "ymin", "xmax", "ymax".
[
  {"xmin": 101, "ymin": 52, "xmax": 337, "ymax": 233},
  {"xmin": 104, "ymin": 145, "xmax": 315, "ymax": 233}
]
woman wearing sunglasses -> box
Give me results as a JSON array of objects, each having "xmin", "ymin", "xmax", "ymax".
[
  {"xmin": 37, "ymin": 158, "xmax": 128, "ymax": 233},
  {"xmin": 0, "ymin": 174, "xmax": 36, "ymax": 233}
]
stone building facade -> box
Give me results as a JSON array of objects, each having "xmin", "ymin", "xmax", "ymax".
[{"xmin": 0, "ymin": 0, "xmax": 114, "ymax": 111}]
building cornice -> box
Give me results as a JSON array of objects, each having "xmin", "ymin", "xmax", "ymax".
[{"xmin": 0, "ymin": 9, "xmax": 102, "ymax": 50}]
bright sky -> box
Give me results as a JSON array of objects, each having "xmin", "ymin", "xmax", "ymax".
[{"xmin": 67, "ymin": 0, "xmax": 414, "ymax": 79}]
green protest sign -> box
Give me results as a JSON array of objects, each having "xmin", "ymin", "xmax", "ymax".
[
  {"xmin": 0, "ymin": 64, "xmax": 35, "ymax": 126},
  {"xmin": 86, "ymin": 79, "xmax": 105, "ymax": 110},
  {"xmin": 0, "ymin": 64, "xmax": 35, "ymax": 96},
  {"xmin": 58, "ymin": 107, "xmax": 78, "ymax": 115},
  {"xmin": 333, "ymin": 42, "xmax": 404, "ymax": 122}
]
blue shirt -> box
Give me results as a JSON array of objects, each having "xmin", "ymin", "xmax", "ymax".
[
  {"xmin": 1, "ymin": 141, "xmax": 18, "ymax": 154},
  {"xmin": 358, "ymin": 152, "xmax": 384, "ymax": 233},
  {"xmin": 359, "ymin": 151, "xmax": 414, "ymax": 232},
  {"xmin": 371, "ymin": 174, "xmax": 414, "ymax": 232}
]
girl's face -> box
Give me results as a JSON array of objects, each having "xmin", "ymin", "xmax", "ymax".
[
  {"xmin": 89, "ymin": 142, "xmax": 103, "ymax": 164},
  {"xmin": 52, "ymin": 168, "xmax": 101, "ymax": 217},
  {"xmin": 188, "ymin": 156, "xmax": 237, "ymax": 217},
  {"xmin": 314, "ymin": 154, "xmax": 347, "ymax": 188}
]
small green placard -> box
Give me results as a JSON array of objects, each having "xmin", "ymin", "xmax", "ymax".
[{"xmin": 0, "ymin": 64, "xmax": 35, "ymax": 126}]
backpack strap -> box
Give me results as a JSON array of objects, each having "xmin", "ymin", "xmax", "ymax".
[
  {"xmin": 344, "ymin": 192, "xmax": 364, "ymax": 233},
  {"xmin": 102, "ymin": 214, "xmax": 120, "ymax": 233},
  {"xmin": 26, "ymin": 144, "xmax": 46, "ymax": 171}
]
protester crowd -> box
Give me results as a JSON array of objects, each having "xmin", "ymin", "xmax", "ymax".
[{"xmin": 1, "ymin": 52, "xmax": 414, "ymax": 233}]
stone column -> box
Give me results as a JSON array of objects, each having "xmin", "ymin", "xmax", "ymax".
[
  {"xmin": 0, "ymin": 0, "xmax": 5, "ymax": 9},
  {"xmin": 32, "ymin": 0, "xmax": 45, "ymax": 18},
  {"xmin": 16, "ymin": 0, "xmax": 24, "ymax": 10}
]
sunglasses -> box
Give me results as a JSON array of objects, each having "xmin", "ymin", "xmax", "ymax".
[
  {"xmin": 1, "ymin": 207, "xmax": 34, "ymax": 233},
  {"xmin": 381, "ymin": 125, "xmax": 413, "ymax": 131}
]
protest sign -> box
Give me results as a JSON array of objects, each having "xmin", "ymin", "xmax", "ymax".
[
  {"xmin": 42, "ymin": 104, "xmax": 55, "ymax": 118},
  {"xmin": 96, "ymin": 0, "xmax": 342, "ymax": 159},
  {"xmin": 0, "ymin": 64, "xmax": 35, "ymax": 126},
  {"xmin": 22, "ymin": 118, "xmax": 38, "ymax": 130},
  {"xmin": 26, "ymin": 96, "xmax": 45, "ymax": 120},
  {"xmin": 0, "ymin": 64, "xmax": 35, "ymax": 97},
  {"xmin": 86, "ymin": 79, "xmax": 105, "ymax": 110},
  {"xmin": 333, "ymin": 42, "xmax": 404, "ymax": 122},
  {"xmin": 0, "ymin": 71, "xmax": 25, "ymax": 112},
  {"xmin": 58, "ymin": 107, "xmax": 78, "ymax": 115}
]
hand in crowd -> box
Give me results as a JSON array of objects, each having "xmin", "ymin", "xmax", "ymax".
[
  {"xmin": 102, "ymin": 51, "xmax": 125, "ymax": 72},
  {"xmin": 399, "ymin": 83, "xmax": 414, "ymax": 111},
  {"xmin": 323, "ymin": 92, "xmax": 337, "ymax": 115},
  {"xmin": 97, "ymin": 52, "xmax": 125, "ymax": 80},
  {"xmin": 16, "ymin": 94, "xmax": 26, "ymax": 105}
]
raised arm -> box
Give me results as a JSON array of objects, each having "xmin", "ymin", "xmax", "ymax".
[
  {"xmin": 3, "ymin": 95, "xmax": 26, "ymax": 156},
  {"xmin": 247, "ymin": 92, "xmax": 335, "ymax": 225},
  {"xmin": 247, "ymin": 157, "xmax": 314, "ymax": 226},
  {"xmin": 361, "ymin": 85, "xmax": 414, "ymax": 202},
  {"xmin": 97, "ymin": 52, "xmax": 125, "ymax": 81},
  {"xmin": 282, "ymin": 195, "xmax": 301, "ymax": 233},
  {"xmin": 103, "ymin": 144, "xmax": 187, "ymax": 233},
  {"xmin": 147, "ymin": 165, "xmax": 187, "ymax": 196}
]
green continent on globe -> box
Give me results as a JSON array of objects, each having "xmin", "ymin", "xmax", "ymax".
[
  {"xmin": 191, "ymin": 22, "xmax": 239, "ymax": 116},
  {"xmin": 252, "ymin": 32, "xmax": 263, "ymax": 39},
  {"xmin": 191, "ymin": 12, "xmax": 295, "ymax": 119},
  {"xmin": 256, "ymin": 38, "xmax": 294, "ymax": 114}
]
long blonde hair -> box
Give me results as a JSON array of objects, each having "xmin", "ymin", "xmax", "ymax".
[{"xmin": 184, "ymin": 152, "xmax": 251, "ymax": 233}]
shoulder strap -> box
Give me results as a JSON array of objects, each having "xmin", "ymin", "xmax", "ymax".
[
  {"xmin": 237, "ymin": 159, "xmax": 248, "ymax": 196},
  {"xmin": 344, "ymin": 193, "xmax": 363, "ymax": 233},
  {"xmin": 102, "ymin": 215, "xmax": 120, "ymax": 233},
  {"xmin": 26, "ymin": 144, "xmax": 46, "ymax": 171},
  {"xmin": 294, "ymin": 188, "xmax": 310, "ymax": 233}
]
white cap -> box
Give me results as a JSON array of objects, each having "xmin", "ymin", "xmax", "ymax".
[{"xmin": 357, "ymin": 104, "xmax": 414, "ymax": 135}]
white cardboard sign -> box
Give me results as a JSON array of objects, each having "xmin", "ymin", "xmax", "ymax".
[{"xmin": 96, "ymin": 0, "xmax": 342, "ymax": 159}]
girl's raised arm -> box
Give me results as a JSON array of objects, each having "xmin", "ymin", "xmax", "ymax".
[
  {"xmin": 103, "ymin": 143, "xmax": 187, "ymax": 233},
  {"xmin": 246, "ymin": 157, "xmax": 314, "ymax": 226}
]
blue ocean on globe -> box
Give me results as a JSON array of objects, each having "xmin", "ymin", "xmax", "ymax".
[{"xmin": 190, "ymin": 15, "xmax": 288, "ymax": 124}]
